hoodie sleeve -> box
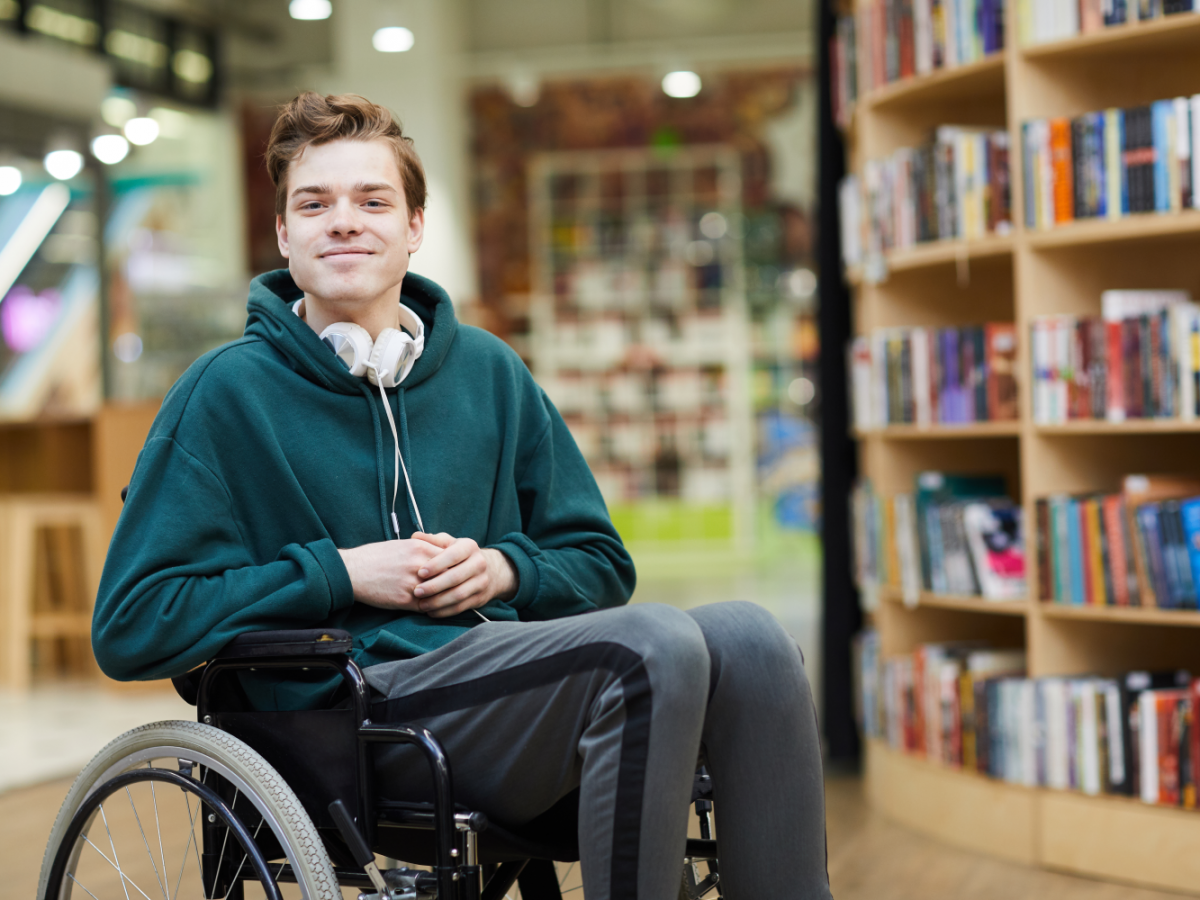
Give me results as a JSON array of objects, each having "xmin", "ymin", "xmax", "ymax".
[
  {"xmin": 487, "ymin": 402, "xmax": 636, "ymax": 621},
  {"xmin": 92, "ymin": 436, "xmax": 355, "ymax": 681}
]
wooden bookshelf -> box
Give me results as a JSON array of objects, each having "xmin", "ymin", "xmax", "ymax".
[
  {"xmin": 844, "ymin": 2, "xmax": 1200, "ymax": 893},
  {"xmin": 866, "ymin": 53, "xmax": 1006, "ymax": 112},
  {"xmin": 1040, "ymin": 603, "xmax": 1200, "ymax": 628},
  {"xmin": 1022, "ymin": 10, "xmax": 1200, "ymax": 62},
  {"xmin": 881, "ymin": 586, "xmax": 1029, "ymax": 616},
  {"xmin": 855, "ymin": 421, "xmax": 1021, "ymax": 440}
]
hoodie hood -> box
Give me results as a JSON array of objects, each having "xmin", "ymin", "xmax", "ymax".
[{"xmin": 244, "ymin": 268, "xmax": 458, "ymax": 393}]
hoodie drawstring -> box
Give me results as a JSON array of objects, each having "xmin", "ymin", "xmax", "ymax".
[{"xmin": 365, "ymin": 362, "xmax": 425, "ymax": 537}]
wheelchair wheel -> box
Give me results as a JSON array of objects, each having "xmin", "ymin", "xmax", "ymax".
[{"xmin": 38, "ymin": 720, "xmax": 339, "ymax": 900}]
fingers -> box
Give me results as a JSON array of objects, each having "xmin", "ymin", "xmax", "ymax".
[
  {"xmin": 420, "ymin": 573, "xmax": 490, "ymax": 618},
  {"xmin": 412, "ymin": 531, "xmax": 456, "ymax": 549},
  {"xmin": 416, "ymin": 537, "xmax": 480, "ymax": 581}
]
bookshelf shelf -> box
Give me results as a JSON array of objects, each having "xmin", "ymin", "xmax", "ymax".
[
  {"xmin": 865, "ymin": 53, "xmax": 1006, "ymax": 112},
  {"xmin": 882, "ymin": 587, "xmax": 1028, "ymax": 616},
  {"xmin": 1025, "ymin": 211, "xmax": 1200, "ymax": 251},
  {"xmin": 1022, "ymin": 13, "xmax": 1200, "ymax": 63},
  {"xmin": 1034, "ymin": 419, "xmax": 1200, "ymax": 435},
  {"xmin": 842, "ymin": 0, "xmax": 1200, "ymax": 893},
  {"xmin": 855, "ymin": 421, "xmax": 1020, "ymax": 440},
  {"xmin": 1039, "ymin": 604, "xmax": 1200, "ymax": 628},
  {"xmin": 867, "ymin": 740, "xmax": 1200, "ymax": 895}
]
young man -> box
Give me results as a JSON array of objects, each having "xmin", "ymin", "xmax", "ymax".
[{"xmin": 93, "ymin": 92, "xmax": 832, "ymax": 900}]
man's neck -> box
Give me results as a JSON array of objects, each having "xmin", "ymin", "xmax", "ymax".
[{"xmin": 300, "ymin": 293, "xmax": 401, "ymax": 342}]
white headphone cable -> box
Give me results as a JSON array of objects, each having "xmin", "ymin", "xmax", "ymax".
[
  {"xmin": 365, "ymin": 359, "xmax": 489, "ymax": 624},
  {"xmin": 365, "ymin": 361, "xmax": 425, "ymax": 536}
]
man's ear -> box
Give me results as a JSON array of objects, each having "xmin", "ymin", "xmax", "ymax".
[
  {"xmin": 276, "ymin": 214, "xmax": 290, "ymax": 259},
  {"xmin": 407, "ymin": 207, "xmax": 425, "ymax": 255}
]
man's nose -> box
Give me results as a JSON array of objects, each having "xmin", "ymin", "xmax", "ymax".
[{"xmin": 328, "ymin": 198, "xmax": 362, "ymax": 234}]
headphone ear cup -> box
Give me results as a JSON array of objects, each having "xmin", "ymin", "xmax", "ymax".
[
  {"xmin": 318, "ymin": 322, "xmax": 374, "ymax": 377},
  {"xmin": 367, "ymin": 328, "xmax": 415, "ymax": 388}
]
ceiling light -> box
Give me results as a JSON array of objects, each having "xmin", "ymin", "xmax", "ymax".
[
  {"xmin": 373, "ymin": 26, "xmax": 414, "ymax": 52},
  {"xmin": 290, "ymin": 0, "xmax": 331, "ymax": 19},
  {"xmin": 124, "ymin": 117, "xmax": 160, "ymax": 146},
  {"xmin": 44, "ymin": 150, "xmax": 83, "ymax": 181},
  {"xmin": 100, "ymin": 95, "xmax": 138, "ymax": 128},
  {"xmin": 662, "ymin": 70, "xmax": 701, "ymax": 99},
  {"xmin": 91, "ymin": 134, "xmax": 129, "ymax": 165},
  {"xmin": 0, "ymin": 166, "xmax": 20, "ymax": 196}
]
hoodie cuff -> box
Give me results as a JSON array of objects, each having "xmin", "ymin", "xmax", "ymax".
[
  {"xmin": 489, "ymin": 535, "xmax": 541, "ymax": 611},
  {"xmin": 306, "ymin": 538, "xmax": 356, "ymax": 614}
]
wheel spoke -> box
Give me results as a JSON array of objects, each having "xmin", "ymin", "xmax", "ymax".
[
  {"xmin": 212, "ymin": 787, "xmax": 240, "ymax": 891},
  {"xmin": 174, "ymin": 791, "xmax": 205, "ymax": 900},
  {"xmin": 81, "ymin": 834, "xmax": 158, "ymax": 900},
  {"xmin": 223, "ymin": 816, "xmax": 265, "ymax": 894},
  {"xmin": 66, "ymin": 872, "xmax": 103, "ymax": 900},
  {"xmin": 99, "ymin": 803, "xmax": 135, "ymax": 900},
  {"xmin": 125, "ymin": 786, "xmax": 167, "ymax": 900},
  {"xmin": 148, "ymin": 775, "xmax": 169, "ymax": 900}
]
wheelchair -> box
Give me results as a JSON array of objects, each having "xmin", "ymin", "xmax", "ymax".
[{"xmin": 38, "ymin": 627, "xmax": 723, "ymax": 900}]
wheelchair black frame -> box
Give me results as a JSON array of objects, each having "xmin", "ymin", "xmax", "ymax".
[{"xmin": 197, "ymin": 653, "xmax": 468, "ymax": 900}]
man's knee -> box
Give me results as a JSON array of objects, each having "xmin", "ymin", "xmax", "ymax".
[{"xmin": 596, "ymin": 603, "xmax": 711, "ymax": 697}]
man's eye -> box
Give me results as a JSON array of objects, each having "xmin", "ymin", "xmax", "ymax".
[
  {"xmin": 301, "ymin": 202, "xmax": 323, "ymax": 211},
  {"xmin": 365, "ymin": 199, "xmax": 385, "ymax": 208}
]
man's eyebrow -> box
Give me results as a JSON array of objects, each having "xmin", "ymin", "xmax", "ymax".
[
  {"xmin": 291, "ymin": 184, "xmax": 331, "ymax": 198},
  {"xmin": 354, "ymin": 182, "xmax": 397, "ymax": 194}
]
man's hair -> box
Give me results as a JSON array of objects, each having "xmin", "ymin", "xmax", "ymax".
[{"xmin": 266, "ymin": 92, "xmax": 427, "ymax": 217}]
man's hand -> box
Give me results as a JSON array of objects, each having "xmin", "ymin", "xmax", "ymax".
[
  {"xmin": 337, "ymin": 539, "xmax": 443, "ymax": 610},
  {"xmin": 410, "ymin": 532, "xmax": 518, "ymax": 618}
]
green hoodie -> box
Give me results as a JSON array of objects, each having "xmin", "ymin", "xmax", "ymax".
[{"xmin": 92, "ymin": 269, "xmax": 636, "ymax": 690}]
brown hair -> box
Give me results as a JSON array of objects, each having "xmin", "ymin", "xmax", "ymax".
[{"xmin": 266, "ymin": 92, "xmax": 427, "ymax": 217}]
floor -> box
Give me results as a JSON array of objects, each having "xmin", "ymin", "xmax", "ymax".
[{"xmin": 6, "ymin": 767, "xmax": 1189, "ymax": 900}]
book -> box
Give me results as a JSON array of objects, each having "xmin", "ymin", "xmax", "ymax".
[{"xmin": 963, "ymin": 501, "xmax": 1027, "ymax": 599}]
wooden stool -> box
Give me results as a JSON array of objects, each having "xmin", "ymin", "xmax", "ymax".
[{"xmin": 0, "ymin": 494, "xmax": 103, "ymax": 689}]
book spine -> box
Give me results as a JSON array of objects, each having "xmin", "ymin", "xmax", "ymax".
[{"xmin": 1051, "ymin": 117, "xmax": 1076, "ymax": 224}]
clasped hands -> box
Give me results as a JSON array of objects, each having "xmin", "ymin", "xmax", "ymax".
[{"xmin": 338, "ymin": 532, "xmax": 517, "ymax": 618}]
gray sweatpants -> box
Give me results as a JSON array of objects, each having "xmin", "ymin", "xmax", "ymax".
[{"xmin": 364, "ymin": 601, "xmax": 832, "ymax": 900}]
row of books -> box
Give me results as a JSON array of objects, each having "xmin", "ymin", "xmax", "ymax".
[
  {"xmin": 1030, "ymin": 290, "xmax": 1199, "ymax": 423},
  {"xmin": 840, "ymin": 128, "xmax": 1011, "ymax": 269},
  {"xmin": 852, "ymin": 473, "xmax": 1026, "ymax": 604},
  {"xmin": 856, "ymin": 633, "xmax": 1200, "ymax": 806},
  {"xmin": 1023, "ymin": 97, "xmax": 1200, "ymax": 230},
  {"xmin": 1036, "ymin": 474, "xmax": 1200, "ymax": 608},
  {"xmin": 1020, "ymin": 0, "xmax": 1200, "ymax": 46},
  {"xmin": 833, "ymin": 1, "xmax": 1005, "ymax": 104},
  {"xmin": 848, "ymin": 323, "xmax": 1018, "ymax": 429}
]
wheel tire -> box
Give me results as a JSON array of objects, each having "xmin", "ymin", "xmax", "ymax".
[{"xmin": 37, "ymin": 720, "xmax": 339, "ymax": 900}]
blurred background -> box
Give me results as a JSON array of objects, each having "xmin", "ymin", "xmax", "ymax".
[{"xmin": 0, "ymin": 0, "xmax": 822, "ymax": 822}]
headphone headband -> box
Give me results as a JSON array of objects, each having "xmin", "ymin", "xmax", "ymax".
[{"xmin": 292, "ymin": 297, "xmax": 425, "ymax": 387}]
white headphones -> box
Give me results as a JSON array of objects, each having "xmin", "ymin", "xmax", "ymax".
[{"xmin": 292, "ymin": 298, "xmax": 425, "ymax": 388}]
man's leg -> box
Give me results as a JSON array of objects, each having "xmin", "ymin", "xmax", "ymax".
[
  {"xmin": 687, "ymin": 601, "xmax": 834, "ymax": 900},
  {"xmin": 364, "ymin": 604, "xmax": 710, "ymax": 900}
]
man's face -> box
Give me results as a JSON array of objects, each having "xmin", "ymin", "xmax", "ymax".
[{"xmin": 276, "ymin": 138, "xmax": 424, "ymax": 310}]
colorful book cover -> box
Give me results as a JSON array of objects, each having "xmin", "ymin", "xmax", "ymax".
[
  {"xmin": 963, "ymin": 501, "xmax": 1027, "ymax": 600},
  {"xmin": 1050, "ymin": 117, "xmax": 1075, "ymax": 224},
  {"xmin": 1068, "ymin": 497, "xmax": 1086, "ymax": 606}
]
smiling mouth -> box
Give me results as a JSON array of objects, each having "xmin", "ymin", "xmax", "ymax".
[{"xmin": 321, "ymin": 249, "xmax": 373, "ymax": 258}]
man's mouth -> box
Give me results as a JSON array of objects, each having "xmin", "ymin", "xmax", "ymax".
[{"xmin": 321, "ymin": 249, "xmax": 373, "ymax": 258}]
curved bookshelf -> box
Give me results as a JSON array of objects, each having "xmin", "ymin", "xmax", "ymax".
[
  {"xmin": 855, "ymin": 421, "xmax": 1020, "ymax": 440},
  {"xmin": 866, "ymin": 739, "xmax": 1200, "ymax": 894},
  {"xmin": 1022, "ymin": 11, "xmax": 1200, "ymax": 62},
  {"xmin": 1026, "ymin": 210, "xmax": 1200, "ymax": 250},
  {"xmin": 844, "ymin": 1, "xmax": 1200, "ymax": 894},
  {"xmin": 882, "ymin": 587, "xmax": 1028, "ymax": 616},
  {"xmin": 1039, "ymin": 603, "xmax": 1200, "ymax": 627},
  {"xmin": 864, "ymin": 53, "xmax": 1006, "ymax": 112},
  {"xmin": 1034, "ymin": 419, "xmax": 1200, "ymax": 435}
]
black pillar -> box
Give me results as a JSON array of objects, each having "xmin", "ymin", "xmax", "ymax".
[{"xmin": 816, "ymin": 0, "xmax": 862, "ymax": 764}]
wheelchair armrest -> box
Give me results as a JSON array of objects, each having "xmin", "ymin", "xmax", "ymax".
[
  {"xmin": 170, "ymin": 629, "xmax": 355, "ymax": 707},
  {"xmin": 214, "ymin": 628, "xmax": 354, "ymax": 659}
]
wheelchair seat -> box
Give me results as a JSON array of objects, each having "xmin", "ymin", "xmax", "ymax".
[{"xmin": 38, "ymin": 627, "xmax": 722, "ymax": 900}]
